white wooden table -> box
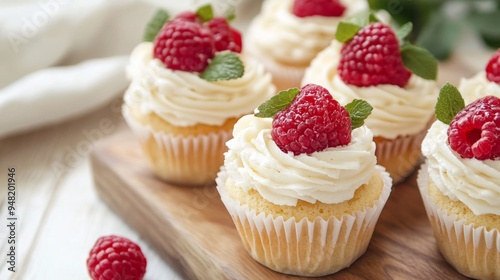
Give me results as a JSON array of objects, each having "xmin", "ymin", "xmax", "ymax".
[
  {"xmin": 0, "ymin": 13, "xmax": 491, "ymax": 279},
  {"xmin": 0, "ymin": 97, "xmax": 184, "ymax": 279}
]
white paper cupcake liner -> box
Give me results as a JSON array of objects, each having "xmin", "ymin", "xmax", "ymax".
[
  {"xmin": 123, "ymin": 107, "xmax": 232, "ymax": 186},
  {"xmin": 375, "ymin": 128, "xmax": 427, "ymax": 184},
  {"xmin": 417, "ymin": 165, "xmax": 500, "ymax": 279},
  {"xmin": 216, "ymin": 165, "xmax": 392, "ymax": 277}
]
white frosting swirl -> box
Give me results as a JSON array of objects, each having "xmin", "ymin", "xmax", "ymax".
[
  {"xmin": 224, "ymin": 114, "xmax": 377, "ymax": 206},
  {"xmin": 124, "ymin": 42, "xmax": 275, "ymax": 127},
  {"xmin": 302, "ymin": 41, "xmax": 438, "ymax": 139},
  {"xmin": 458, "ymin": 71, "xmax": 500, "ymax": 105},
  {"xmin": 247, "ymin": 0, "xmax": 368, "ymax": 67},
  {"xmin": 422, "ymin": 121, "xmax": 500, "ymax": 215}
]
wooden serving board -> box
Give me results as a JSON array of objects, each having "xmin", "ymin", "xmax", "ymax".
[{"xmin": 90, "ymin": 129, "xmax": 468, "ymax": 280}]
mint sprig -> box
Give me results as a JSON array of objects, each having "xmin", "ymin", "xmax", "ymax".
[
  {"xmin": 368, "ymin": 12, "xmax": 380, "ymax": 24},
  {"xmin": 200, "ymin": 52, "xmax": 244, "ymax": 82},
  {"xmin": 143, "ymin": 9, "xmax": 170, "ymax": 42},
  {"xmin": 346, "ymin": 10, "xmax": 380, "ymax": 27},
  {"xmin": 336, "ymin": 11, "xmax": 381, "ymax": 43},
  {"xmin": 335, "ymin": 22, "xmax": 362, "ymax": 43},
  {"xmin": 254, "ymin": 88, "xmax": 299, "ymax": 118},
  {"xmin": 196, "ymin": 4, "xmax": 214, "ymax": 22},
  {"xmin": 225, "ymin": 8, "xmax": 236, "ymax": 22},
  {"xmin": 400, "ymin": 44, "xmax": 438, "ymax": 80},
  {"xmin": 396, "ymin": 22, "xmax": 413, "ymax": 41},
  {"xmin": 344, "ymin": 99, "xmax": 373, "ymax": 129},
  {"xmin": 435, "ymin": 83, "xmax": 465, "ymax": 125}
]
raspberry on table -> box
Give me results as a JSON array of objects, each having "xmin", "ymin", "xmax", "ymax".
[
  {"xmin": 206, "ymin": 17, "xmax": 242, "ymax": 53},
  {"xmin": 448, "ymin": 96, "xmax": 500, "ymax": 160},
  {"xmin": 338, "ymin": 23, "xmax": 411, "ymax": 87},
  {"xmin": 486, "ymin": 50, "xmax": 500, "ymax": 84},
  {"xmin": 292, "ymin": 0, "xmax": 346, "ymax": 17},
  {"xmin": 153, "ymin": 20, "xmax": 214, "ymax": 72},
  {"xmin": 272, "ymin": 84, "xmax": 351, "ymax": 155},
  {"xmin": 87, "ymin": 235, "xmax": 147, "ymax": 280}
]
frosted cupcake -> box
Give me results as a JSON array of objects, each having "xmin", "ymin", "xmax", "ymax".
[
  {"xmin": 217, "ymin": 84, "xmax": 392, "ymax": 276},
  {"xmin": 418, "ymin": 83, "xmax": 500, "ymax": 279},
  {"xmin": 246, "ymin": 0, "xmax": 368, "ymax": 90},
  {"xmin": 302, "ymin": 20, "xmax": 438, "ymax": 183},
  {"xmin": 123, "ymin": 6, "xmax": 275, "ymax": 186},
  {"xmin": 459, "ymin": 49, "xmax": 500, "ymax": 104}
]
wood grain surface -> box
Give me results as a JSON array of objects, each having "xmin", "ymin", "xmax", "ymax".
[{"xmin": 90, "ymin": 129, "xmax": 470, "ymax": 280}]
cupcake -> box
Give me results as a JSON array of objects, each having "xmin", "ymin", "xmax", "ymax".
[
  {"xmin": 217, "ymin": 84, "xmax": 392, "ymax": 276},
  {"xmin": 418, "ymin": 83, "xmax": 500, "ymax": 279},
  {"xmin": 302, "ymin": 20, "xmax": 438, "ymax": 183},
  {"xmin": 245, "ymin": 0, "xmax": 369, "ymax": 90},
  {"xmin": 123, "ymin": 6, "xmax": 275, "ymax": 186},
  {"xmin": 459, "ymin": 49, "xmax": 500, "ymax": 104}
]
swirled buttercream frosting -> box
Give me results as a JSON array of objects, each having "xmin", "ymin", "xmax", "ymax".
[
  {"xmin": 224, "ymin": 114, "xmax": 377, "ymax": 206},
  {"xmin": 422, "ymin": 121, "xmax": 500, "ymax": 215},
  {"xmin": 302, "ymin": 41, "xmax": 437, "ymax": 139},
  {"xmin": 124, "ymin": 42, "xmax": 275, "ymax": 127},
  {"xmin": 247, "ymin": 0, "xmax": 368, "ymax": 67},
  {"xmin": 458, "ymin": 71, "xmax": 500, "ymax": 105}
]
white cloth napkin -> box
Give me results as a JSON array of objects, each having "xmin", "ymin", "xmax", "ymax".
[{"xmin": 0, "ymin": 0, "xmax": 206, "ymax": 138}]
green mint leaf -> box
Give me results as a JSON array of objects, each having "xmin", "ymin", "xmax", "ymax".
[
  {"xmin": 254, "ymin": 88, "xmax": 300, "ymax": 118},
  {"xmin": 225, "ymin": 8, "xmax": 236, "ymax": 22},
  {"xmin": 200, "ymin": 52, "xmax": 244, "ymax": 82},
  {"xmin": 196, "ymin": 4, "xmax": 214, "ymax": 22},
  {"xmin": 344, "ymin": 99, "xmax": 373, "ymax": 130},
  {"xmin": 335, "ymin": 22, "xmax": 362, "ymax": 43},
  {"xmin": 435, "ymin": 83, "xmax": 465, "ymax": 125},
  {"xmin": 400, "ymin": 44, "xmax": 438, "ymax": 80},
  {"xmin": 396, "ymin": 22, "xmax": 413, "ymax": 41},
  {"xmin": 368, "ymin": 12, "xmax": 380, "ymax": 23},
  {"xmin": 143, "ymin": 9, "xmax": 170, "ymax": 42},
  {"xmin": 346, "ymin": 10, "xmax": 379, "ymax": 27}
]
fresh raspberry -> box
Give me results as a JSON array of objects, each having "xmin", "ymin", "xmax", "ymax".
[
  {"xmin": 272, "ymin": 84, "xmax": 351, "ymax": 155},
  {"xmin": 292, "ymin": 0, "xmax": 346, "ymax": 17},
  {"xmin": 486, "ymin": 50, "xmax": 500, "ymax": 84},
  {"xmin": 230, "ymin": 28, "xmax": 242, "ymax": 51},
  {"xmin": 448, "ymin": 96, "xmax": 500, "ymax": 160},
  {"xmin": 338, "ymin": 23, "xmax": 411, "ymax": 87},
  {"xmin": 174, "ymin": 11, "xmax": 201, "ymax": 24},
  {"xmin": 153, "ymin": 20, "xmax": 214, "ymax": 72},
  {"xmin": 206, "ymin": 17, "xmax": 242, "ymax": 53},
  {"xmin": 87, "ymin": 235, "xmax": 147, "ymax": 280}
]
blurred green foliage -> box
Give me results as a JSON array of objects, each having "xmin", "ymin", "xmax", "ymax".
[{"xmin": 368, "ymin": 0, "xmax": 500, "ymax": 60}]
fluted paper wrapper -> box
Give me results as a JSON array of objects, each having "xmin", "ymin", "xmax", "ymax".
[
  {"xmin": 216, "ymin": 166, "xmax": 392, "ymax": 277},
  {"xmin": 123, "ymin": 107, "xmax": 231, "ymax": 186},
  {"xmin": 375, "ymin": 128, "xmax": 427, "ymax": 184},
  {"xmin": 417, "ymin": 166, "xmax": 500, "ymax": 280}
]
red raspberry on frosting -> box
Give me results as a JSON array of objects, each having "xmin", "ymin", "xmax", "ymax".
[
  {"xmin": 272, "ymin": 84, "xmax": 352, "ymax": 155},
  {"xmin": 292, "ymin": 0, "xmax": 346, "ymax": 18},
  {"xmin": 206, "ymin": 17, "xmax": 242, "ymax": 53},
  {"xmin": 486, "ymin": 49, "xmax": 500, "ymax": 84},
  {"xmin": 338, "ymin": 23, "xmax": 411, "ymax": 87},
  {"xmin": 448, "ymin": 96, "xmax": 500, "ymax": 160},
  {"xmin": 153, "ymin": 20, "xmax": 214, "ymax": 72},
  {"xmin": 87, "ymin": 235, "xmax": 147, "ymax": 280}
]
